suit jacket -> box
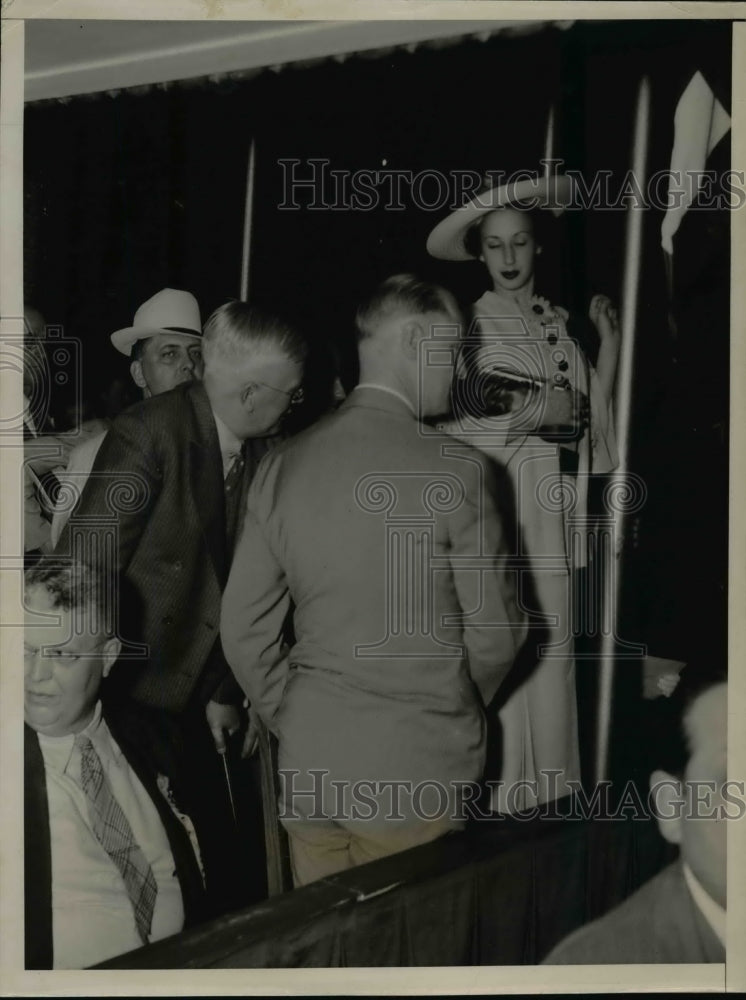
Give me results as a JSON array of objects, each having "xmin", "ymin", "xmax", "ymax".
[
  {"xmin": 24, "ymin": 710, "xmax": 205, "ymax": 970},
  {"xmin": 56, "ymin": 382, "xmax": 265, "ymax": 712},
  {"xmin": 543, "ymin": 861, "xmax": 725, "ymax": 964},
  {"xmin": 222, "ymin": 387, "xmax": 526, "ymax": 826}
]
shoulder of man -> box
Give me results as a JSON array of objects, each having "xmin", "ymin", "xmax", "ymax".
[
  {"xmin": 103, "ymin": 382, "xmax": 204, "ymax": 451},
  {"xmin": 543, "ymin": 862, "xmax": 687, "ymax": 964}
]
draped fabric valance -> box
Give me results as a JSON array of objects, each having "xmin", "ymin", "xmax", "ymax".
[{"xmin": 25, "ymin": 19, "xmax": 572, "ymax": 105}]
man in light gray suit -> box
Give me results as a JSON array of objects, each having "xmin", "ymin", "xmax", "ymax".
[{"xmin": 222, "ymin": 275, "xmax": 526, "ymax": 885}]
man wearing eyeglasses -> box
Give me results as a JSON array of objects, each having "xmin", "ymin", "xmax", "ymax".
[
  {"xmin": 24, "ymin": 558, "xmax": 206, "ymax": 969},
  {"xmin": 56, "ymin": 301, "xmax": 307, "ymax": 912}
]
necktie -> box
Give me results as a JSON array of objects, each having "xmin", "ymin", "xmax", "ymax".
[
  {"xmin": 224, "ymin": 444, "xmax": 248, "ymax": 553},
  {"xmin": 76, "ymin": 734, "xmax": 158, "ymax": 945}
]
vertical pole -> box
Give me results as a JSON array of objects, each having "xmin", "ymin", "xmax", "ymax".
[
  {"xmin": 239, "ymin": 137, "xmax": 257, "ymax": 301},
  {"xmin": 544, "ymin": 103, "xmax": 555, "ymax": 177},
  {"xmin": 594, "ymin": 76, "xmax": 651, "ymax": 784}
]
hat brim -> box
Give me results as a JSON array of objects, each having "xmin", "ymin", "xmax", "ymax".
[
  {"xmin": 426, "ymin": 175, "xmax": 573, "ymax": 261},
  {"xmin": 111, "ymin": 326, "xmax": 203, "ymax": 357}
]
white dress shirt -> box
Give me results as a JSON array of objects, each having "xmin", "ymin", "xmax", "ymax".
[
  {"xmin": 38, "ymin": 702, "xmax": 184, "ymax": 969},
  {"xmin": 683, "ymin": 862, "xmax": 726, "ymax": 947}
]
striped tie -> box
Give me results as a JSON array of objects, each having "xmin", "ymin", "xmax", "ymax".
[{"xmin": 76, "ymin": 734, "xmax": 158, "ymax": 945}]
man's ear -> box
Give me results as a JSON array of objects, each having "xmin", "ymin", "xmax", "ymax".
[
  {"xmin": 401, "ymin": 318, "xmax": 423, "ymax": 361},
  {"xmin": 649, "ymin": 768, "xmax": 684, "ymax": 845},
  {"xmin": 243, "ymin": 384, "xmax": 256, "ymax": 413},
  {"xmin": 130, "ymin": 360, "xmax": 147, "ymax": 391},
  {"xmin": 101, "ymin": 636, "xmax": 122, "ymax": 678}
]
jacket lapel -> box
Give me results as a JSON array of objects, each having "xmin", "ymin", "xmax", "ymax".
[
  {"xmin": 186, "ymin": 384, "xmax": 228, "ymax": 584},
  {"xmin": 24, "ymin": 725, "xmax": 53, "ymax": 969}
]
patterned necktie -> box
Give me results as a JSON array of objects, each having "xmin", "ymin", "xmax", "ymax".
[
  {"xmin": 224, "ymin": 444, "xmax": 248, "ymax": 553},
  {"xmin": 76, "ymin": 734, "xmax": 158, "ymax": 945}
]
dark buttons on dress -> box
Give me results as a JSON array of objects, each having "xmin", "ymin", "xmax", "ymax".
[
  {"xmin": 558, "ymin": 360, "xmax": 569, "ymax": 372},
  {"xmin": 533, "ymin": 304, "xmax": 544, "ymax": 314},
  {"xmin": 547, "ymin": 332, "xmax": 558, "ymax": 345}
]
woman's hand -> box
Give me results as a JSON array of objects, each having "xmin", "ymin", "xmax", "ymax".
[
  {"xmin": 589, "ymin": 294, "xmax": 621, "ymax": 402},
  {"xmin": 589, "ymin": 294, "xmax": 620, "ymax": 344}
]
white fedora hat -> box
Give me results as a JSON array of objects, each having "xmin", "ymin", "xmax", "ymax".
[
  {"xmin": 426, "ymin": 173, "xmax": 573, "ymax": 262},
  {"xmin": 111, "ymin": 288, "xmax": 203, "ymax": 357}
]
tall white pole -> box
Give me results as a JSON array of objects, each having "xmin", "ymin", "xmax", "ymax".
[
  {"xmin": 240, "ymin": 137, "xmax": 257, "ymax": 301},
  {"xmin": 594, "ymin": 76, "xmax": 651, "ymax": 784},
  {"xmin": 544, "ymin": 103, "xmax": 555, "ymax": 177}
]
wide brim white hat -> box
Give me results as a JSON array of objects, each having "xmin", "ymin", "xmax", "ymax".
[
  {"xmin": 426, "ymin": 174, "xmax": 573, "ymax": 262},
  {"xmin": 111, "ymin": 287, "xmax": 203, "ymax": 357}
]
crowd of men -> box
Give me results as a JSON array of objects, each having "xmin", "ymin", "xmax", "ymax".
[{"xmin": 21, "ymin": 280, "xmax": 728, "ymax": 968}]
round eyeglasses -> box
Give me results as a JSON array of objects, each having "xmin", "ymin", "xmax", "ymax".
[{"xmin": 254, "ymin": 379, "xmax": 304, "ymax": 407}]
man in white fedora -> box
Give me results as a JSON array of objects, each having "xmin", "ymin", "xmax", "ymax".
[{"xmin": 50, "ymin": 288, "xmax": 204, "ymax": 545}]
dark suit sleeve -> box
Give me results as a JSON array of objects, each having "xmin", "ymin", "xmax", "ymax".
[
  {"xmin": 55, "ymin": 409, "xmax": 162, "ymax": 570},
  {"xmin": 447, "ymin": 449, "xmax": 527, "ymax": 705},
  {"xmin": 24, "ymin": 725, "xmax": 53, "ymax": 970}
]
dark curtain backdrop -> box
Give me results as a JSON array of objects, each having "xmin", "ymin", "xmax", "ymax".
[{"xmin": 24, "ymin": 18, "xmax": 731, "ymax": 779}]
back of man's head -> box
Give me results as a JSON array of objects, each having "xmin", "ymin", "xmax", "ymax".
[
  {"xmin": 354, "ymin": 275, "xmax": 461, "ymax": 420},
  {"xmin": 649, "ymin": 668, "xmax": 727, "ymax": 908},
  {"xmin": 355, "ymin": 274, "xmax": 458, "ymax": 343}
]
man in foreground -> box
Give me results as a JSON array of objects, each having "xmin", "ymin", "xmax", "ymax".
[
  {"xmin": 24, "ymin": 558, "xmax": 205, "ymax": 969},
  {"xmin": 222, "ymin": 274, "xmax": 526, "ymax": 886},
  {"xmin": 544, "ymin": 675, "xmax": 727, "ymax": 963}
]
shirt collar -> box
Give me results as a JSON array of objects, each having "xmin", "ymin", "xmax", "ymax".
[
  {"xmin": 37, "ymin": 701, "xmax": 123, "ymax": 775},
  {"xmin": 212, "ymin": 410, "xmax": 243, "ymax": 463},
  {"xmin": 683, "ymin": 862, "xmax": 726, "ymax": 946},
  {"xmin": 353, "ymin": 383, "xmax": 416, "ymax": 416}
]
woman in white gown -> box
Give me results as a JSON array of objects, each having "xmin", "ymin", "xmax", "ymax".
[{"xmin": 427, "ymin": 175, "xmax": 620, "ymax": 812}]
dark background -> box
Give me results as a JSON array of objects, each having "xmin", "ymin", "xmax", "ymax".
[{"xmin": 24, "ymin": 18, "xmax": 732, "ymax": 778}]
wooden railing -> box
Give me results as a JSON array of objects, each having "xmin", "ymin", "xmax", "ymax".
[{"xmin": 96, "ymin": 799, "xmax": 673, "ymax": 968}]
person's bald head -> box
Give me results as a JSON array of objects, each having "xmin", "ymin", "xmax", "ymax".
[{"xmin": 355, "ymin": 274, "xmax": 462, "ymax": 419}]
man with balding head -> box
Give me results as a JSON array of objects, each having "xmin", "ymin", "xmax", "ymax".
[{"xmin": 222, "ymin": 274, "xmax": 526, "ymax": 886}]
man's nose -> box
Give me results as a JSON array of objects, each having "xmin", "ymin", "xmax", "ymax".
[{"xmin": 26, "ymin": 650, "xmax": 52, "ymax": 683}]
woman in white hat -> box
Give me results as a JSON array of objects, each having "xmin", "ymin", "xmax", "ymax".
[{"xmin": 427, "ymin": 174, "xmax": 620, "ymax": 813}]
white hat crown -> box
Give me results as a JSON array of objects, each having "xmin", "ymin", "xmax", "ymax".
[
  {"xmin": 110, "ymin": 288, "xmax": 202, "ymax": 356},
  {"xmin": 132, "ymin": 288, "xmax": 201, "ymax": 334}
]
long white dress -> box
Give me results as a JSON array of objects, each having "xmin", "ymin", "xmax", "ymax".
[{"xmin": 442, "ymin": 288, "xmax": 618, "ymax": 813}]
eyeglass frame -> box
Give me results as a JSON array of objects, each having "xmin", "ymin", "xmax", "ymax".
[
  {"xmin": 250, "ymin": 379, "xmax": 305, "ymax": 407},
  {"xmin": 24, "ymin": 637, "xmax": 109, "ymax": 666}
]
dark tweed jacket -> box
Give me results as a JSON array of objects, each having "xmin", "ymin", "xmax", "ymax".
[{"xmin": 56, "ymin": 381, "xmax": 268, "ymax": 712}]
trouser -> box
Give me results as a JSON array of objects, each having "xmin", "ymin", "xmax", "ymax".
[{"xmin": 283, "ymin": 815, "xmax": 463, "ymax": 888}]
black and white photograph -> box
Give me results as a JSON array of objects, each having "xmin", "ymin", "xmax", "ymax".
[{"xmin": 1, "ymin": 4, "xmax": 744, "ymax": 992}]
